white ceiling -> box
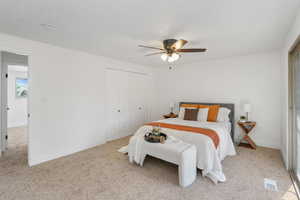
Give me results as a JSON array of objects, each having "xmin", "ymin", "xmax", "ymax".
[{"xmin": 0, "ymin": 0, "xmax": 299, "ymax": 67}]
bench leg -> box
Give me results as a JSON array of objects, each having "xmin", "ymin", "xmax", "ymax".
[
  {"xmin": 179, "ymin": 146, "xmax": 197, "ymax": 187},
  {"xmin": 139, "ymin": 153, "xmax": 147, "ymax": 166}
]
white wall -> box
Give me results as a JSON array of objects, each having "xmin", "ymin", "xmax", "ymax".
[
  {"xmin": 281, "ymin": 8, "xmax": 300, "ymax": 169},
  {"xmin": 153, "ymin": 51, "xmax": 282, "ymax": 149},
  {"xmin": 0, "ymin": 30, "xmax": 285, "ymax": 165},
  {"xmin": 7, "ymin": 67, "xmax": 28, "ymax": 128},
  {"xmin": 0, "ymin": 32, "xmax": 154, "ymax": 166}
]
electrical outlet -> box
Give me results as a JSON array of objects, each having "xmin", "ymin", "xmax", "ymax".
[{"xmin": 264, "ymin": 178, "xmax": 278, "ymax": 192}]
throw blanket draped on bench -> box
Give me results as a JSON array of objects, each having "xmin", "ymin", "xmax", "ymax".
[{"xmin": 146, "ymin": 122, "xmax": 220, "ymax": 148}]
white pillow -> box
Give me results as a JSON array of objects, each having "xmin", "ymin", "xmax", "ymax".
[
  {"xmin": 178, "ymin": 107, "xmax": 185, "ymax": 119},
  {"xmin": 178, "ymin": 107, "xmax": 197, "ymax": 119},
  {"xmin": 197, "ymin": 108, "xmax": 209, "ymax": 122},
  {"xmin": 217, "ymin": 107, "xmax": 231, "ymax": 122}
]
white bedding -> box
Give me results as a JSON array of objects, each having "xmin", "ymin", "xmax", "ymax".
[{"xmin": 128, "ymin": 118, "xmax": 236, "ymax": 183}]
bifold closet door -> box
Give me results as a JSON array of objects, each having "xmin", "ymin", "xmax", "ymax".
[
  {"xmin": 106, "ymin": 70, "xmax": 130, "ymax": 141},
  {"xmin": 106, "ymin": 69, "xmax": 150, "ymax": 141},
  {"xmin": 106, "ymin": 70, "xmax": 121, "ymax": 141},
  {"xmin": 128, "ymin": 73, "xmax": 149, "ymax": 132},
  {"xmin": 117, "ymin": 71, "xmax": 131, "ymax": 138}
]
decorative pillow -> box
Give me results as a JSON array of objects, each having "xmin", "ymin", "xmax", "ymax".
[
  {"xmin": 217, "ymin": 107, "xmax": 231, "ymax": 122},
  {"xmin": 197, "ymin": 108, "xmax": 209, "ymax": 122},
  {"xmin": 198, "ymin": 104, "xmax": 220, "ymax": 122},
  {"xmin": 184, "ymin": 108, "xmax": 199, "ymax": 121},
  {"xmin": 180, "ymin": 104, "xmax": 200, "ymax": 108},
  {"xmin": 178, "ymin": 106, "xmax": 197, "ymax": 119}
]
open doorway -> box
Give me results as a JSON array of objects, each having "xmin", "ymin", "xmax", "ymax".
[
  {"xmin": 7, "ymin": 65, "xmax": 28, "ymax": 158},
  {"xmin": 0, "ymin": 52, "xmax": 29, "ymax": 166}
]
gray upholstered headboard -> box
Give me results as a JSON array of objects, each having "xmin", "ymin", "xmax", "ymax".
[{"xmin": 179, "ymin": 102, "xmax": 235, "ymax": 141}]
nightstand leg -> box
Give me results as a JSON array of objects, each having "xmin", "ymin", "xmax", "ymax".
[{"xmin": 243, "ymin": 135, "xmax": 257, "ymax": 149}]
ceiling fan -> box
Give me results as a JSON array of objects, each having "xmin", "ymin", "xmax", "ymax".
[{"xmin": 138, "ymin": 39, "xmax": 207, "ymax": 63}]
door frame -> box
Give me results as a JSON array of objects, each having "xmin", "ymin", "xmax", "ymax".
[
  {"xmin": 0, "ymin": 51, "xmax": 30, "ymax": 162},
  {"xmin": 288, "ymin": 36, "xmax": 300, "ymax": 169},
  {"xmin": 288, "ymin": 50, "xmax": 296, "ymax": 171},
  {"xmin": 288, "ymin": 36, "xmax": 300, "ymax": 197},
  {"xmin": 0, "ymin": 53, "xmax": 8, "ymax": 153}
]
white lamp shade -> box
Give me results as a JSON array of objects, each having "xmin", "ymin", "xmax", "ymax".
[
  {"xmin": 161, "ymin": 53, "xmax": 168, "ymax": 61},
  {"xmin": 171, "ymin": 53, "xmax": 179, "ymax": 61},
  {"xmin": 161, "ymin": 53, "xmax": 180, "ymax": 63},
  {"xmin": 244, "ymin": 104, "xmax": 251, "ymax": 112},
  {"xmin": 167, "ymin": 56, "xmax": 175, "ymax": 63}
]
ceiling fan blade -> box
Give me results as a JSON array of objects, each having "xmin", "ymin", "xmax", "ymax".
[
  {"xmin": 176, "ymin": 48, "xmax": 207, "ymax": 52},
  {"xmin": 172, "ymin": 39, "xmax": 188, "ymax": 50},
  {"xmin": 145, "ymin": 52, "xmax": 165, "ymax": 56},
  {"xmin": 138, "ymin": 45, "xmax": 163, "ymax": 50}
]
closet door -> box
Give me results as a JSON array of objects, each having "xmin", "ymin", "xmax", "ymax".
[
  {"xmin": 106, "ymin": 70, "xmax": 120, "ymax": 141},
  {"xmin": 136, "ymin": 74, "xmax": 149, "ymax": 126},
  {"xmin": 118, "ymin": 71, "xmax": 131, "ymax": 138},
  {"xmin": 128, "ymin": 73, "xmax": 140, "ymax": 133},
  {"xmin": 106, "ymin": 69, "xmax": 150, "ymax": 141},
  {"xmin": 127, "ymin": 73, "xmax": 136, "ymax": 134},
  {"xmin": 128, "ymin": 73, "xmax": 149, "ymax": 132}
]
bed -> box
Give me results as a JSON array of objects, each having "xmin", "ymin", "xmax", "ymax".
[
  {"xmin": 126, "ymin": 102, "xmax": 236, "ymax": 183},
  {"xmin": 178, "ymin": 102, "xmax": 235, "ymax": 140}
]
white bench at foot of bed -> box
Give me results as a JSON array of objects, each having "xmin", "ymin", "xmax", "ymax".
[{"xmin": 139, "ymin": 139, "xmax": 197, "ymax": 187}]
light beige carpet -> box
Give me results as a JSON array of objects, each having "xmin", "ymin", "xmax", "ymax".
[{"xmin": 0, "ymin": 127, "xmax": 298, "ymax": 200}]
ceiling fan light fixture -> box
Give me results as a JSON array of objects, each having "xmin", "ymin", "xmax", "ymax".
[
  {"xmin": 161, "ymin": 53, "xmax": 168, "ymax": 61},
  {"xmin": 139, "ymin": 39, "xmax": 207, "ymax": 63},
  {"xmin": 171, "ymin": 53, "xmax": 179, "ymax": 61},
  {"xmin": 168, "ymin": 56, "xmax": 175, "ymax": 62}
]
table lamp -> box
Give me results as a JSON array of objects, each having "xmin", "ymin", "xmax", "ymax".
[{"xmin": 244, "ymin": 103, "xmax": 251, "ymax": 121}]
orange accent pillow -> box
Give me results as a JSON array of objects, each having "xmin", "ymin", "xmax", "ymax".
[
  {"xmin": 198, "ymin": 104, "xmax": 220, "ymax": 122},
  {"xmin": 180, "ymin": 104, "xmax": 199, "ymax": 108}
]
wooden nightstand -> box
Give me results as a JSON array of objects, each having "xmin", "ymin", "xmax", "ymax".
[
  {"xmin": 163, "ymin": 113, "xmax": 178, "ymax": 119},
  {"xmin": 238, "ymin": 121, "xmax": 257, "ymax": 149}
]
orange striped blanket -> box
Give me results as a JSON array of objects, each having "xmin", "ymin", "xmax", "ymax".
[{"xmin": 146, "ymin": 122, "xmax": 220, "ymax": 148}]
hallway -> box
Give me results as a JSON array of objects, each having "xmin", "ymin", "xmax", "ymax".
[{"xmin": 1, "ymin": 126, "xmax": 27, "ymax": 168}]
